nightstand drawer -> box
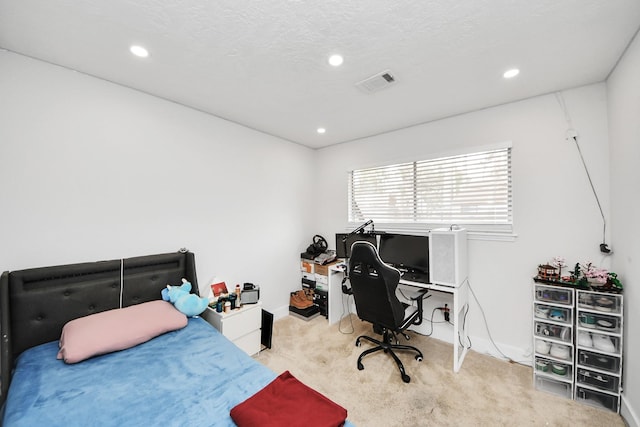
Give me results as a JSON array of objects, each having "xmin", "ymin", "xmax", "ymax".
[
  {"xmin": 219, "ymin": 305, "xmax": 261, "ymax": 341},
  {"xmin": 234, "ymin": 329, "xmax": 261, "ymax": 356}
]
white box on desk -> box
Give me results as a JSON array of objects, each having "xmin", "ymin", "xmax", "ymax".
[{"xmin": 429, "ymin": 228, "xmax": 468, "ymax": 287}]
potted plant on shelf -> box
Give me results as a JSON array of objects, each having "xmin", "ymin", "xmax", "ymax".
[
  {"xmin": 605, "ymin": 272, "xmax": 623, "ymax": 292},
  {"xmin": 578, "ymin": 262, "xmax": 623, "ymax": 293}
]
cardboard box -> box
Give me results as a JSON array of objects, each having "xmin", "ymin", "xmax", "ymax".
[
  {"xmin": 314, "ymin": 260, "xmax": 338, "ymax": 276},
  {"xmin": 300, "ymin": 260, "xmax": 314, "ymax": 274}
]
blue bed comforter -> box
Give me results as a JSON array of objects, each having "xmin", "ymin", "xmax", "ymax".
[{"xmin": 2, "ymin": 317, "xmax": 276, "ymax": 427}]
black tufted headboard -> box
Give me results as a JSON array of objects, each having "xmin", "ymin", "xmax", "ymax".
[{"xmin": 0, "ymin": 250, "xmax": 198, "ymax": 403}]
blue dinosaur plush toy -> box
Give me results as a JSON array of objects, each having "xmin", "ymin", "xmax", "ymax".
[{"xmin": 161, "ymin": 278, "xmax": 209, "ymax": 317}]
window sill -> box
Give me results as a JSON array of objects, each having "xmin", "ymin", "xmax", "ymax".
[
  {"xmin": 468, "ymin": 231, "xmax": 518, "ymax": 242},
  {"xmin": 344, "ymin": 223, "xmax": 518, "ymax": 242}
]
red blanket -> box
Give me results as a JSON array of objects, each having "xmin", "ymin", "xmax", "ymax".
[{"xmin": 230, "ymin": 370, "xmax": 347, "ymax": 427}]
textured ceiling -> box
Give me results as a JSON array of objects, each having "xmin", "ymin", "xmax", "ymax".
[{"xmin": 1, "ymin": 1, "xmax": 639, "ymax": 148}]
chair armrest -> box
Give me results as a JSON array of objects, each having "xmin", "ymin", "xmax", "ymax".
[{"xmin": 411, "ymin": 289, "xmax": 429, "ymax": 326}]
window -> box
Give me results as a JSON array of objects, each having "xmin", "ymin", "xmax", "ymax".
[{"xmin": 348, "ymin": 147, "xmax": 512, "ymax": 233}]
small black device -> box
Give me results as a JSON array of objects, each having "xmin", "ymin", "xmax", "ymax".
[{"xmin": 243, "ymin": 283, "xmax": 255, "ymax": 290}]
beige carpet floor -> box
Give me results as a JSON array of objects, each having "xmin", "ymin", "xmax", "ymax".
[{"xmin": 253, "ymin": 314, "xmax": 627, "ymax": 427}]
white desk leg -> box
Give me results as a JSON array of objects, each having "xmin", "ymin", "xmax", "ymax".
[
  {"xmin": 327, "ymin": 270, "xmax": 344, "ymax": 325},
  {"xmin": 453, "ymin": 282, "xmax": 469, "ymax": 372}
]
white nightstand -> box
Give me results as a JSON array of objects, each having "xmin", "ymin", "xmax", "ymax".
[{"xmin": 202, "ymin": 301, "xmax": 262, "ymax": 356}]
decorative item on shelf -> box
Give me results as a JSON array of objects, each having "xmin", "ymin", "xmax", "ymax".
[
  {"xmin": 570, "ymin": 262, "xmax": 582, "ymax": 283},
  {"xmin": 578, "ymin": 262, "xmax": 623, "ymax": 293},
  {"xmin": 582, "ymin": 262, "xmax": 608, "ymax": 285},
  {"xmin": 535, "ymin": 257, "xmax": 623, "ymax": 293},
  {"xmin": 537, "ymin": 264, "xmax": 559, "ymax": 280},
  {"xmin": 535, "ymin": 256, "xmax": 574, "ymax": 285},
  {"xmin": 551, "ymin": 256, "xmax": 566, "ymax": 279},
  {"xmin": 599, "ymin": 272, "xmax": 624, "ymax": 293},
  {"xmin": 211, "ymin": 281, "xmax": 229, "ymax": 298}
]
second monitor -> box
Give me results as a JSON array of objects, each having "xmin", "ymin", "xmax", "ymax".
[{"xmin": 378, "ymin": 233, "xmax": 430, "ymax": 275}]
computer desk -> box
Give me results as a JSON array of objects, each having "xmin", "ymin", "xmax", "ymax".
[
  {"xmin": 328, "ymin": 262, "xmax": 469, "ymax": 373},
  {"xmin": 398, "ymin": 278, "xmax": 469, "ymax": 373}
]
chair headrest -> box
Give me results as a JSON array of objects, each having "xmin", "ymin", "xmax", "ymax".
[{"xmin": 349, "ymin": 241, "xmax": 400, "ymax": 277}]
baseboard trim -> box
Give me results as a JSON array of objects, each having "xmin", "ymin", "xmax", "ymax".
[
  {"xmin": 467, "ymin": 336, "xmax": 532, "ymax": 365},
  {"xmin": 271, "ymin": 304, "xmax": 290, "ymax": 321},
  {"xmin": 621, "ymin": 394, "xmax": 639, "ymax": 427}
]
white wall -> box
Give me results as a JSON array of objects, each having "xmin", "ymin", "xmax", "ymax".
[
  {"xmin": 608, "ymin": 30, "xmax": 640, "ymax": 426},
  {"xmin": 0, "ymin": 51, "xmax": 316, "ymax": 316},
  {"xmin": 315, "ymin": 84, "xmax": 611, "ymax": 362}
]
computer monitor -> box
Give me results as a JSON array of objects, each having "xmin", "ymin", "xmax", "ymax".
[
  {"xmin": 378, "ymin": 233, "xmax": 429, "ymax": 273},
  {"xmin": 335, "ymin": 233, "xmax": 377, "ymax": 259}
]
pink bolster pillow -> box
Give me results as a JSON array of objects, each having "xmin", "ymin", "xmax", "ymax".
[{"xmin": 57, "ymin": 300, "xmax": 187, "ymax": 364}]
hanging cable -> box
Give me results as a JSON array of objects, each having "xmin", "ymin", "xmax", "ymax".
[
  {"xmin": 570, "ymin": 134, "xmax": 609, "ymax": 252},
  {"xmin": 555, "ymin": 92, "xmax": 610, "ymax": 253},
  {"xmin": 466, "ymin": 278, "xmax": 513, "ymax": 362}
]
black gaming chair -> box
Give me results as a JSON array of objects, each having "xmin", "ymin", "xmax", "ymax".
[{"xmin": 348, "ymin": 241, "xmax": 428, "ymax": 383}]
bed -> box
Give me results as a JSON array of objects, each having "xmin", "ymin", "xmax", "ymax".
[{"xmin": 0, "ymin": 251, "xmax": 350, "ymax": 426}]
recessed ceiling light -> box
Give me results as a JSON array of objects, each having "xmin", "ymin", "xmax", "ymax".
[
  {"xmin": 503, "ymin": 68, "xmax": 520, "ymax": 79},
  {"xmin": 328, "ymin": 54, "xmax": 343, "ymax": 67},
  {"xmin": 317, "ymin": 127, "xmax": 326, "ymax": 134},
  {"xmin": 130, "ymin": 45, "xmax": 149, "ymax": 58}
]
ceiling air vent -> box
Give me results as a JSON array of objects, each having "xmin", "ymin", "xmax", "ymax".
[{"xmin": 355, "ymin": 70, "xmax": 396, "ymax": 93}]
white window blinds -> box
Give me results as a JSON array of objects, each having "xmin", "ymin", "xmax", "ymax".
[{"xmin": 348, "ymin": 147, "xmax": 512, "ymax": 229}]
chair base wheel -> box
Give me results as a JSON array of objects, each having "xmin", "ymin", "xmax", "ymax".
[{"xmin": 354, "ymin": 333, "xmax": 422, "ymax": 384}]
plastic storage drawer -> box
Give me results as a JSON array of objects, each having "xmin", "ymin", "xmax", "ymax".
[
  {"xmin": 577, "ymin": 293, "xmax": 621, "ymax": 314},
  {"xmin": 534, "ymin": 303, "xmax": 572, "ymax": 324},
  {"xmin": 575, "ymin": 386, "xmax": 619, "ymax": 412},
  {"xmin": 535, "ymin": 357, "xmax": 572, "ymax": 380},
  {"xmin": 535, "ymin": 376, "xmax": 572, "ymax": 399},
  {"xmin": 534, "ymin": 321, "xmax": 571, "ymax": 343},
  {"xmin": 535, "ymin": 285, "xmax": 573, "ymax": 305},
  {"xmin": 577, "ymin": 349, "xmax": 620, "ymax": 373},
  {"xmin": 583, "ymin": 331, "xmax": 621, "ymax": 355},
  {"xmin": 577, "ymin": 369, "xmax": 620, "ymax": 393},
  {"xmin": 578, "ymin": 312, "xmax": 620, "ymax": 334}
]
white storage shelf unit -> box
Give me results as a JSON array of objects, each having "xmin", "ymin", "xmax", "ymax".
[
  {"xmin": 533, "ymin": 284, "xmax": 575, "ymax": 399},
  {"xmin": 575, "ymin": 290, "xmax": 623, "ymax": 413}
]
